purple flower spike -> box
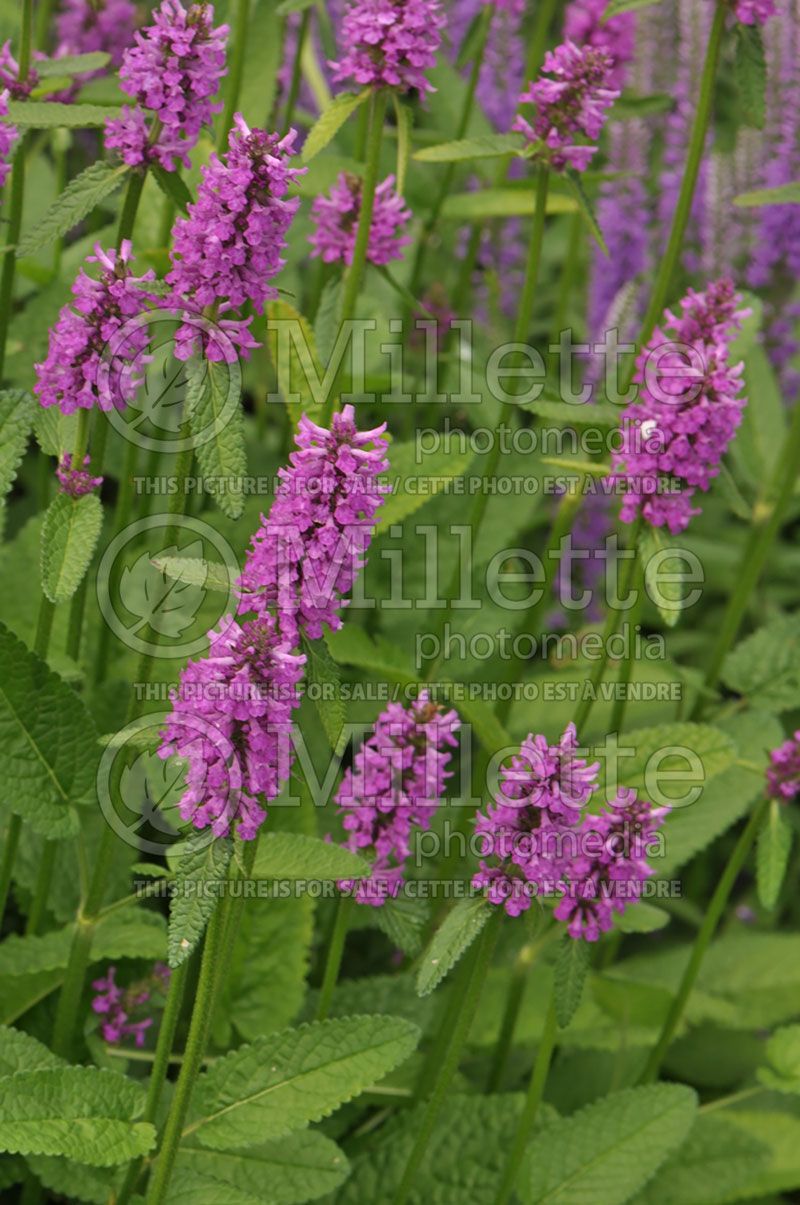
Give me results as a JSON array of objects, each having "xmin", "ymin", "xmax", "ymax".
[
  {"xmin": 34, "ymin": 242, "xmax": 158, "ymax": 416},
  {"xmin": 513, "ymin": 40, "xmax": 620, "ymax": 173},
  {"xmin": 734, "ymin": 0, "xmax": 777, "ymax": 24},
  {"xmin": 337, "ymin": 691, "xmax": 460, "ymax": 906},
  {"xmin": 56, "ymin": 454, "xmax": 103, "ymax": 498},
  {"xmin": 0, "ymin": 41, "xmax": 37, "ymax": 98},
  {"xmin": 56, "ymin": 0, "xmax": 139, "ymax": 68},
  {"xmin": 0, "ymin": 90, "xmax": 18, "ymax": 188},
  {"xmin": 609, "ymin": 278, "xmax": 750, "ymax": 534},
  {"xmin": 564, "ymin": 0, "xmax": 636, "ymax": 89},
  {"xmin": 767, "ymin": 731, "xmax": 800, "ymax": 802},
  {"xmin": 159, "ymin": 615, "xmax": 306, "ymax": 841},
  {"xmin": 239, "ymin": 405, "xmax": 390, "ymax": 647},
  {"xmin": 309, "ymin": 173, "xmax": 412, "ymax": 267},
  {"xmin": 331, "ymin": 0, "xmax": 445, "ymax": 98},
  {"xmin": 167, "ymin": 116, "xmax": 304, "ymax": 360},
  {"xmin": 104, "ymin": 0, "xmax": 228, "ymax": 172}
]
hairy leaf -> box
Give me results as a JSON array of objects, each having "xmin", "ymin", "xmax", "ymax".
[
  {"xmin": 302, "ymin": 90, "xmax": 369, "ymax": 162},
  {"xmin": 40, "ymin": 492, "xmax": 103, "ymax": 604},
  {"xmin": 417, "ymin": 895, "xmax": 489, "ymax": 997},
  {"xmin": 168, "ymin": 836, "xmax": 232, "ymax": 969},
  {"xmin": 555, "ymin": 936, "xmax": 589, "ymax": 1027},
  {"xmin": 186, "ymin": 356, "xmax": 246, "ymax": 520},
  {"xmin": 252, "ymin": 832, "xmax": 369, "ymax": 881},
  {"xmin": 0, "ymin": 391, "xmax": 35, "ymax": 500},
  {"xmin": 18, "ymin": 161, "xmax": 127, "ymax": 256},
  {"xmin": 171, "ymin": 1131, "xmax": 349, "ymax": 1204}
]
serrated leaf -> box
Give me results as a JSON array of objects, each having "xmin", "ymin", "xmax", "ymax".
[
  {"xmin": 414, "ymin": 133, "xmax": 523, "ymax": 163},
  {"xmin": 596, "ymin": 722, "xmax": 736, "ymax": 806},
  {"xmin": 150, "ymin": 162, "xmax": 193, "ymax": 212},
  {"xmin": 734, "ymin": 180, "xmax": 800, "ymax": 207},
  {"xmin": 614, "ymin": 903, "xmax": 669, "ymax": 934},
  {"xmin": 417, "ymin": 895, "xmax": 488, "ymax": 997},
  {"xmin": 564, "ymin": 169, "xmax": 608, "ymax": 255},
  {"xmin": 185, "ymin": 1015, "xmax": 420, "ymax": 1149},
  {"xmin": 325, "ymin": 626, "xmax": 416, "ymax": 685},
  {"xmin": 40, "ymin": 492, "xmax": 103, "ymax": 604},
  {"xmin": 0, "ymin": 1026, "xmax": 64, "ymax": 1076},
  {"xmin": 151, "ymin": 555, "xmax": 232, "ymax": 593},
  {"xmin": 312, "ymin": 279, "xmax": 341, "ymax": 368},
  {"xmin": 735, "ymin": 24, "xmax": 766, "ymax": 129},
  {"xmin": 36, "ymin": 52, "xmax": 111, "ymax": 78},
  {"xmin": 168, "ymin": 836, "xmax": 232, "ymax": 969},
  {"xmin": 24, "ymin": 1155, "xmax": 118, "ymax": 1205},
  {"xmin": 5, "ymin": 101, "xmax": 120, "ymax": 128},
  {"xmin": 555, "ymin": 935, "xmax": 589, "ymax": 1027},
  {"xmin": 521, "ymin": 1084, "xmax": 697, "ymax": 1205},
  {"xmin": 303, "ymin": 637, "xmax": 344, "ymax": 751},
  {"xmin": 523, "ymin": 398, "xmax": 620, "ymax": 427},
  {"xmin": 377, "ymin": 438, "xmax": 474, "ymax": 532},
  {"xmin": 441, "ymin": 188, "xmax": 577, "ymax": 220},
  {"xmin": 32, "ymin": 404, "xmax": 78, "ymax": 456},
  {"xmin": 0, "ymin": 390, "xmax": 34, "ymax": 500},
  {"xmin": 302, "ymin": 90, "xmax": 370, "ymax": 162},
  {"xmin": 631, "ymin": 1114, "xmax": 770, "ymax": 1205},
  {"xmin": 0, "ymin": 622, "xmax": 97, "ymax": 836},
  {"xmin": 186, "ymin": 356, "xmax": 246, "ymax": 519},
  {"xmin": 119, "ymin": 539, "xmax": 206, "ymax": 638},
  {"xmin": 370, "ymin": 896, "xmax": 429, "ymax": 956},
  {"xmin": 721, "ymin": 613, "xmax": 800, "ymax": 712},
  {"xmin": 18, "ymin": 160, "xmax": 127, "ymax": 256},
  {"xmin": 0, "ymin": 1067, "xmax": 154, "ymax": 1166},
  {"xmin": 0, "ymin": 911, "xmax": 165, "ymax": 987},
  {"xmin": 757, "ymin": 799, "xmax": 793, "ymax": 912},
  {"xmin": 639, "ymin": 527, "xmax": 685, "ymax": 628},
  {"xmin": 171, "ymin": 1131, "xmax": 349, "ymax": 1204},
  {"xmin": 252, "ymin": 832, "xmax": 369, "ymax": 881},
  {"xmin": 758, "ymin": 1024, "xmax": 800, "ymax": 1093}
]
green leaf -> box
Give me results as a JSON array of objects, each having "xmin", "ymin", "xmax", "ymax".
[
  {"xmin": 416, "ymin": 895, "xmax": 488, "ymax": 997},
  {"xmin": 758, "ymin": 1024, "xmax": 800, "ymax": 1093},
  {"xmin": 554, "ymin": 936, "xmax": 589, "ymax": 1028},
  {"xmin": 303, "ymin": 636, "xmax": 345, "ymax": 751},
  {"xmin": 40, "ymin": 492, "xmax": 103, "ymax": 605},
  {"xmin": 718, "ymin": 1109, "xmax": 800, "ymax": 1197},
  {"xmin": 377, "ymin": 438, "xmax": 474, "ymax": 532},
  {"xmin": 521, "ymin": 1084, "xmax": 697, "ymax": 1205},
  {"xmin": 414, "ymin": 133, "xmax": 524, "ymax": 163},
  {"xmin": 602, "ymin": 0, "xmax": 660, "ymax": 18},
  {"xmin": 721, "ymin": 613, "xmax": 800, "ymax": 712},
  {"xmin": 150, "ymin": 162, "xmax": 193, "ymax": 213},
  {"xmin": 735, "ymin": 343, "xmax": 787, "ymax": 481},
  {"xmin": 563, "ymin": 170, "xmax": 608, "ymax": 255},
  {"xmin": 735, "ymin": 24, "xmax": 767, "ymax": 129},
  {"xmin": 302, "ymin": 90, "xmax": 370, "ymax": 162},
  {"xmin": 185, "ymin": 1015, "xmax": 420, "ymax": 1149},
  {"xmin": 0, "ymin": 622, "xmax": 97, "ymax": 836},
  {"xmin": 186, "ymin": 356, "xmax": 246, "ymax": 520},
  {"xmin": 757, "ymin": 799, "xmax": 793, "ymax": 911},
  {"xmin": 150, "ymin": 554, "xmax": 232, "ymax": 593},
  {"xmin": 168, "ymin": 836, "xmax": 232, "ymax": 969},
  {"xmin": 171, "ymin": 1132, "xmax": 349, "ymax": 1204},
  {"xmin": 370, "ymin": 896, "xmax": 429, "ymax": 956},
  {"xmin": 0, "ymin": 390, "xmax": 35, "ymax": 500},
  {"xmin": 18, "ymin": 161, "xmax": 128, "ymax": 256},
  {"xmin": 639, "ymin": 527, "xmax": 685, "ymax": 629},
  {"xmin": 325, "ymin": 625, "xmax": 416, "ymax": 685},
  {"xmin": 392, "ymin": 94, "xmax": 412, "ymax": 196},
  {"xmin": 614, "ymin": 903, "xmax": 670, "ymax": 934},
  {"xmin": 631, "ymin": 1114, "xmax": 771, "ymax": 1205},
  {"xmin": 595, "ymin": 722, "xmax": 737, "ymax": 806},
  {"xmin": 441, "ymin": 188, "xmax": 577, "ymax": 220},
  {"xmin": 312, "ymin": 279, "xmax": 341, "ymax": 368},
  {"xmin": 734, "ymin": 180, "xmax": 800, "ymax": 207},
  {"xmin": 24, "ymin": 1156, "xmax": 118, "ymax": 1205},
  {"xmin": 0, "ymin": 1067, "xmax": 154, "ymax": 1166},
  {"xmin": 523, "ymin": 398, "xmax": 620, "ymax": 428},
  {"xmin": 276, "ymin": 0, "xmax": 315, "ymax": 15},
  {"xmin": 252, "ymin": 832, "xmax": 369, "ymax": 881},
  {"xmin": 5, "ymin": 101, "xmax": 120, "ymax": 128},
  {"xmin": 266, "ymin": 299, "xmax": 327, "ymax": 427},
  {"xmin": 36, "ymin": 52, "xmax": 111, "ymax": 78},
  {"xmin": 0, "ymin": 1026, "xmax": 63, "ymax": 1076}
]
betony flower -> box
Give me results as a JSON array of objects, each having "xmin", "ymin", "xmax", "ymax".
[
  {"xmin": 767, "ymin": 731, "xmax": 800, "ymax": 802},
  {"xmin": 104, "ymin": 0, "xmax": 228, "ymax": 172},
  {"xmin": 239, "ymin": 405, "xmax": 389, "ymax": 647},
  {"xmin": 331, "ymin": 0, "xmax": 445, "ymax": 98},
  {"xmin": 0, "ymin": 89, "xmax": 18, "ymax": 187},
  {"xmin": 55, "ymin": 0, "xmax": 139, "ymax": 71},
  {"xmin": 733, "ymin": 0, "xmax": 777, "ymax": 23},
  {"xmin": 56, "ymin": 454, "xmax": 103, "ymax": 498},
  {"xmin": 449, "ymin": 0, "xmax": 525, "ymax": 133},
  {"xmin": 609, "ymin": 278, "xmax": 750, "ymax": 533},
  {"xmin": 309, "ymin": 173, "xmax": 411, "ymax": 267},
  {"xmin": 513, "ymin": 40, "xmax": 620, "ymax": 172},
  {"xmin": 0, "ymin": 40, "xmax": 37, "ymax": 98},
  {"xmin": 34, "ymin": 241, "xmax": 158, "ymax": 415},
  {"xmin": 564, "ymin": 0, "xmax": 636, "ymax": 88},
  {"xmin": 159, "ymin": 615, "xmax": 305, "ymax": 840},
  {"xmin": 167, "ymin": 115, "xmax": 304, "ymax": 360},
  {"xmin": 91, "ymin": 963, "xmax": 171, "ymax": 1047},
  {"xmin": 337, "ymin": 692, "xmax": 460, "ymax": 905}
]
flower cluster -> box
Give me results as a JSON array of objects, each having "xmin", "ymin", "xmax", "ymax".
[
  {"xmin": 56, "ymin": 0, "xmax": 139, "ymax": 69},
  {"xmin": 309, "ymin": 173, "xmax": 411, "ymax": 267},
  {"xmin": 609, "ymin": 278, "xmax": 749, "ymax": 533},
  {"xmin": 564, "ymin": 0, "xmax": 636, "ymax": 89},
  {"xmin": 331, "ymin": 0, "xmax": 445, "ymax": 98},
  {"xmin": 0, "ymin": 40, "xmax": 37, "ymax": 98},
  {"xmin": 34, "ymin": 242, "xmax": 158, "ymax": 415},
  {"xmin": 0, "ymin": 90, "xmax": 17, "ymax": 188},
  {"xmin": 104, "ymin": 0, "xmax": 228, "ymax": 172},
  {"xmin": 767, "ymin": 731, "xmax": 800, "ymax": 803},
  {"xmin": 56, "ymin": 453, "xmax": 103, "ymax": 498},
  {"xmin": 167, "ymin": 116, "xmax": 304, "ymax": 360},
  {"xmin": 239, "ymin": 405, "xmax": 389, "ymax": 646},
  {"xmin": 337, "ymin": 692, "xmax": 460, "ymax": 905},
  {"xmin": 513, "ymin": 40, "xmax": 620, "ymax": 172},
  {"xmin": 159, "ymin": 615, "xmax": 306, "ymax": 840},
  {"xmin": 733, "ymin": 0, "xmax": 776, "ymax": 24},
  {"xmin": 473, "ymin": 724, "xmax": 667, "ymax": 938},
  {"xmin": 91, "ymin": 963, "xmax": 171, "ymax": 1047}
]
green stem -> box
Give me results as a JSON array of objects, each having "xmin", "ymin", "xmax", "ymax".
[
  {"xmin": 0, "ymin": 813, "xmax": 22, "ymax": 927},
  {"xmin": 282, "ymin": 7, "xmax": 309, "ymax": 137},
  {"xmin": 219, "ymin": 0, "xmax": 251, "ymax": 150},
  {"xmin": 486, "ymin": 927, "xmax": 557, "ymax": 1092},
  {"xmin": 338, "ymin": 89, "xmax": 388, "ymax": 329},
  {"xmin": 494, "ymin": 994, "xmax": 558, "ymax": 1205},
  {"xmin": 392, "ymin": 911, "xmax": 500, "ymax": 1205},
  {"xmin": 639, "ymin": 796, "xmax": 769, "ymax": 1084},
  {"xmin": 91, "ymin": 437, "xmax": 139, "ymax": 687},
  {"xmin": 63, "ymin": 408, "xmax": 94, "ymax": 663},
  {"xmin": 0, "ymin": 133, "xmax": 27, "ymax": 382},
  {"xmin": 116, "ymin": 961, "xmax": 189, "ymax": 1205},
  {"xmin": 117, "ymin": 170, "xmax": 147, "ymax": 246},
  {"xmin": 691, "ymin": 398, "xmax": 800, "ymax": 719},
  {"xmin": 316, "ymin": 892, "xmax": 354, "ymax": 1021},
  {"xmin": 609, "ymin": 557, "xmax": 644, "ymax": 734},
  {"xmin": 572, "ymin": 516, "xmax": 643, "ymax": 733},
  {"xmin": 25, "ymin": 844, "xmax": 56, "ymax": 936}
]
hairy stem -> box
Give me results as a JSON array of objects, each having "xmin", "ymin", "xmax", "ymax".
[{"xmin": 220, "ymin": 0, "xmax": 251, "ymax": 149}]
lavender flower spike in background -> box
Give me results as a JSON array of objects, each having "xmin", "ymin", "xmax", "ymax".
[
  {"xmin": 309, "ymin": 173, "xmax": 412, "ymax": 267},
  {"xmin": 767, "ymin": 731, "xmax": 800, "ymax": 802}
]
